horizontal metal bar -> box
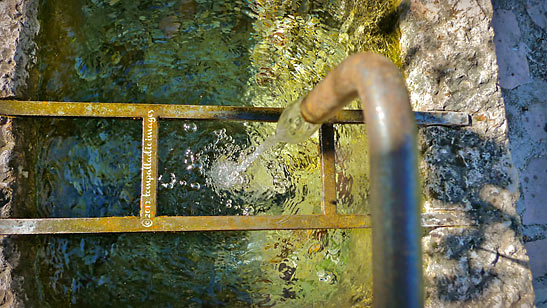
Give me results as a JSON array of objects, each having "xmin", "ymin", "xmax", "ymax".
[
  {"xmin": 0, "ymin": 212, "xmax": 477, "ymax": 234},
  {"xmin": 0, "ymin": 100, "xmax": 469, "ymax": 126},
  {"xmin": 421, "ymin": 211, "xmax": 478, "ymax": 228},
  {"xmin": 0, "ymin": 215, "xmax": 371, "ymax": 234}
]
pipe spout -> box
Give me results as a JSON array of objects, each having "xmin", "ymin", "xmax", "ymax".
[{"xmin": 301, "ymin": 53, "xmax": 422, "ymax": 307}]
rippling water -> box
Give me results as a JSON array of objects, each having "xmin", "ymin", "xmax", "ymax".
[{"xmin": 14, "ymin": 0, "xmax": 400, "ymax": 306}]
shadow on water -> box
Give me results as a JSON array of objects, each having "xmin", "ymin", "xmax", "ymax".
[{"xmin": 6, "ymin": 0, "xmax": 407, "ymax": 306}]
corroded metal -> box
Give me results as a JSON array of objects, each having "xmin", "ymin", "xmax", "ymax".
[
  {"xmin": 0, "ymin": 99, "xmax": 376, "ymax": 235},
  {"xmin": 0, "ymin": 215, "xmax": 370, "ymax": 234},
  {"xmin": 0, "ymin": 98, "xmax": 467, "ymax": 243},
  {"xmin": 421, "ymin": 211, "xmax": 478, "ymax": 228},
  {"xmin": 319, "ymin": 124, "xmax": 337, "ymax": 215},
  {"xmin": 0, "ymin": 100, "xmax": 469, "ymax": 126},
  {"xmin": 300, "ymin": 53, "xmax": 423, "ymax": 308},
  {"xmin": 0, "ymin": 213, "xmax": 477, "ymax": 234}
]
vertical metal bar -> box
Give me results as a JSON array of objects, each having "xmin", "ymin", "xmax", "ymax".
[
  {"xmin": 301, "ymin": 53, "xmax": 423, "ymax": 308},
  {"xmin": 319, "ymin": 124, "xmax": 337, "ymax": 216},
  {"xmin": 140, "ymin": 109, "xmax": 158, "ymax": 228}
]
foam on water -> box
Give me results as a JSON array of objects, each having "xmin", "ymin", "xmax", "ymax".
[
  {"xmin": 209, "ymin": 135, "xmax": 279, "ymax": 190},
  {"xmin": 208, "ymin": 99, "xmax": 319, "ymax": 191}
]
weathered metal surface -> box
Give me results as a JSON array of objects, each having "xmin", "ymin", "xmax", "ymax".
[
  {"xmin": 415, "ymin": 111, "xmax": 469, "ymax": 127},
  {"xmin": 329, "ymin": 109, "xmax": 469, "ymax": 127},
  {"xmin": 319, "ymin": 124, "xmax": 337, "ymax": 215},
  {"xmin": 0, "ymin": 213, "xmax": 477, "ymax": 234},
  {"xmin": 0, "ymin": 96, "xmax": 462, "ymax": 262},
  {"xmin": 300, "ymin": 53, "xmax": 423, "ymax": 308},
  {"xmin": 421, "ymin": 211, "xmax": 478, "ymax": 228},
  {"xmin": 140, "ymin": 110, "xmax": 158, "ymax": 227},
  {"xmin": 0, "ymin": 100, "xmax": 469, "ymax": 126},
  {"xmin": 0, "ymin": 215, "xmax": 370, "ymax": 234}
]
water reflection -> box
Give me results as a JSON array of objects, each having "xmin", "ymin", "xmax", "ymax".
[{"xmin": 13, "ymin": 0, "xmax": 402, "ymax": 305}]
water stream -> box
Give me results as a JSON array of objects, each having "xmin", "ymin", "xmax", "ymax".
[
  {"xmin": 13, "ymin": 0, "xmax": 401, "ymax": 306},
  {"xmin": 210, "ymin": 99, "xmax": 320, "ymax": 191},
  {"xmin": 209, "ymin": 135, "xmax": 279, "ymax": 190}
]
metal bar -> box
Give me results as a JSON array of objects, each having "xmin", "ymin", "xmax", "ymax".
[
  {"xmin": 0, "ymin": 100, "xmax": 469, "ymax": 126},
  {"xmin": 0, "ymin": 212, "xmax": 477, "ymax": 234},
  {"xmin": 421, "ymin": 211, "xmax": 478, "ymax": 228},
  {"xmin": 300, "ymin": 53, "xmax": 422, "ymax": 308},
  {"xmin": 140, "ymin": 109, "xmax": 158, "ymax": 227},
  {"xmin": 0, "ymin": 215, "xmax": 370, "ymax": 234},
  {"xmin": 319, "ymin": 124, "xmax": 337, "ymax": 215}
]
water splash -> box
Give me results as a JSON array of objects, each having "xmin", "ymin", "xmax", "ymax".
[
  {"xmin": 209, "ymin": 135, "xmax": 279, "ymax": 190},
  {"xmin": 209, "ymin": 99, "xmax": 320, "ymax": 191}
]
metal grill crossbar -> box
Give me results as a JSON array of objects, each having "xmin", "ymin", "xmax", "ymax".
[{"xmin": 0, "ymin": 100, "xmax": 469, "ymax": 234}]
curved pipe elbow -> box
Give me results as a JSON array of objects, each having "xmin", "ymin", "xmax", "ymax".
[
  {"xmin": 301, "ymin": 52, "xmax": 415, "ymax": 153},
  {"xmin": 301, "ymin": 52, "xmax": 423, "ymax": 308}
]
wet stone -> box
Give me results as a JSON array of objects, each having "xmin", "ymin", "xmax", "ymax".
[
  {"xmin": 526, "ymin": 0, "xmax": 547, "ymax": 29},
  {"xmin": 525, "ymin": 238, "xmax": 547, "ymax": 279},
  {"xmin": 522, "ymin": 157, "xmax": 547, "ymax": 225},
  {"xmin": 492, "ymin": 9, "xmax": 531, "ymax": 90}
]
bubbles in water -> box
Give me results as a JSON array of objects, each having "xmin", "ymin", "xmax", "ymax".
[
  {"xmin": 21, "ymin": 0, "xmax": 380, "ymax": 304},
  {"xmin": 242, "ymin": 206, "xmax": 254, "ymax": 216},
  {"xmin": 317, "ymin": 270, "xmax": 335, "ymax": 283},
  {"xmin": 207, "ymin": 98, "xmax": 319, "ymax": 193},
  {"xmin": 209, "ymin": 158, "xmax": 247, "ymax": 191},
  {"xmin": 183, "ymin": 123, "xmax": 197, "ymax": 132},
  {"xmin": 207, "ymin": 135, "xmax": 280, "ymax": 192},
  {"xmin": 160, "ymin": 173, "xmax": 178, "ymax": 189}
]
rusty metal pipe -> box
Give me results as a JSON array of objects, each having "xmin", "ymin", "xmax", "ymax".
[{"xmin": 301, "ymin": 53, "xmax": 422, "ymax": 308}]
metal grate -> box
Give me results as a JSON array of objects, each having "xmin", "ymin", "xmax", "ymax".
[{"xmin": 0, "ymin": 100, "xmax": 469, "ymax": 234}]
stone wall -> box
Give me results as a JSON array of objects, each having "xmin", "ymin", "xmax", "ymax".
[
  {"xmin": 0, "ymin": 0, "xmax": 39, "ymax": 307},
  {"xmin": 400, "ymin": 0, "xmax": 536, "ymax": 306}
]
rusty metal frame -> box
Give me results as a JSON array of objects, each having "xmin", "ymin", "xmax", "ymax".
[{"xmin": 0, "ymin": 100, "xmax": 469, "ymax": 234}]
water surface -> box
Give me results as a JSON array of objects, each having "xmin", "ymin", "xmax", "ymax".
[{"xmin": 14, "ymin": 0, "xmax": 401, "ymax": 306}]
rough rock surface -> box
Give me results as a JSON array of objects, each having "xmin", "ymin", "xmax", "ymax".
[
  {"xmin": 0, "ymin": 119, "xmax": 18, "ymax": 308},
  {"xmin": 0, "ymin": 0, "xmax": 39, "ymax": 98},
  {"xmin": 492, "ymin": 9, "xmax": 531, "ymax": 90},
  {"xmin": 492, "ymin": 0, "xmax": 547, "ymax": 306},
  {"xmin": 400, "ymin": 0, "xmax": 535, "ymax": 306},
  {"xmin": 0, "ymin": 0, "xmax": 38, "ymax": 307}
]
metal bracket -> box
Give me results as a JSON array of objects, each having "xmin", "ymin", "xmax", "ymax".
[{"xmin": 0, "ymin": 100, "xmax": 470, "ymax": 234}]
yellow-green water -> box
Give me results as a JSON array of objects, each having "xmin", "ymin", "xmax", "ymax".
[{"xmin": 14, "ymin": 0, "xmax": 400, "ymax": 306}]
